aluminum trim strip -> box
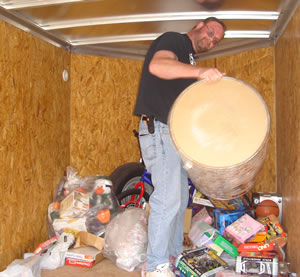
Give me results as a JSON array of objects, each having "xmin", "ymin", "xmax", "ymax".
[
  {"xmin": 1, "ymin": 0, "xmax": 90, "ymax": 9},
  {"xmin": 41, "ymin": 11, "xmax": 279, "ymax": 30},
  {"xmin": 69, "ymin": 31, "xmax": 271, "ymax": 46}
]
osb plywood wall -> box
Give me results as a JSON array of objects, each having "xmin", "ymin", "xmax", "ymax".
[
  {"xmin": 275, "ymin": 5, "xmax": 300, "ymax": 273},
  {"xmin": 216, "ymin": 47, "xmax": 276, "ymax": 193},
  {"xmin": 0, "ymin": 21, "xmax": 71, "ymax": 270},
  {"xmin": 70, "ymin": 55, "xmax": 143, "ymax": 177},
  {"xmin": 71, "ymin": 48, "xmax": 276, "ymax": 189},
  {"xmin": 0, "ymin": 17, "xmax": 277, "ymax": 272}
]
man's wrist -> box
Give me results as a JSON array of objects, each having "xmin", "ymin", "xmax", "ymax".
[{"xmin": 196, "ymin": 68, "xmax": 203, "ymax": 81}]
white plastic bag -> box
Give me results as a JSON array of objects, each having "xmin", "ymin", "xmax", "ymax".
[
  {"xmin": 103, "ymin": 208, "xmax": 148, "ymax": 272},
  {"xmin": 0, "ymin": 255, "xmax": 41, "ymax": 277},
  {"xmin": 40, "ymin": 232, "xmax": 75, "ymax": 270}
]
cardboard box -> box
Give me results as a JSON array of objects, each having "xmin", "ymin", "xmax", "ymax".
[
  {"xmin": 66, "ymin": 246, "xmax": 101, "ymax": 262},
  {"xmin": 65, "ymin": 245, "xmax": 104, "ymax": 268},
  {"xmin": 213, "ymin": 208, "xmax": 252, "ymax": 235},
  {"xmin": 224, "ymin": 214, "xmax": 264, "ymax": 244},
  {"xmin": 205, "ymin": 232, "xmax": 239, "ymax": 258},
  {"xmin": 184, "ymin": 208, "xmax": 192, "ymax": 234},
  {"xmin": 66, "ymin": 231, "xmax": 105, "ymax": 268},
  {"xmin": 193, "ymin": 191, "xmax": 252, "ymax": 211},
  {"xmin": 65, "ymin": 258, "xmax": 96, "ymax": 268},
  {"xmin": 175, "ymin": 247, "xmax": 225, "ymax": 277},
  {"xmin": 60, "ymin": 190, "xmax": 89, "ymax": 218},
  {"xmin": 74, "ymin": 231, "xmax": 105, "ymax": 251}
]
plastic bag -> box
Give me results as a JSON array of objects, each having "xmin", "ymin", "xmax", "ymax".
[
  {"xmin": 103, "ymin": 207, "xmax": 148, "ymax": 272},
  {"xmin": 40, "ymin": 232, "xmax": 75, "ymax": 270},
  {"xmin": 85, "ymin": 178, "xmax": 120, "ymax": 236},
  {"xmin": 0, "ymin": 255, "xmax": 41, "ymax": 277},
  {"xmin": 47, "ymin": 167, "xmax": 120, "ymax": 237},
  {"xmin": 189, "ymin": 220, "xmax": 218, "ymax": 247}
]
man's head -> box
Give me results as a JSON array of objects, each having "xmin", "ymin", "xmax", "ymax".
[{"xmin": 188, "ymin": 17, "xmax": 226, "ymax": 54}]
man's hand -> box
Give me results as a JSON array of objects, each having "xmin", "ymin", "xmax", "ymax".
[{"xmin": 198, "ymin": 67, "xmax": 226, "ymax": 81}]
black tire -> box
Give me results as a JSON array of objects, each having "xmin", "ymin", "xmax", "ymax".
[
  {"xmin": 109, "ymin": 162, "xmax": 153, "ymax": 196},
  {"xmin": 117, "ymin": 188, "xmax": 150, "ymax": 209}
]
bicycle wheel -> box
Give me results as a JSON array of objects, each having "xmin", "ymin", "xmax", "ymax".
[
  {"xmin": 109, "ymin": 162, "xmax": 153, "ymax": 196},
  {"xmin": 117, "ymin": 188, "xmax": 150, "ymax": 209}
]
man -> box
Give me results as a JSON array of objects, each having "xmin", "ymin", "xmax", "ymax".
[{"xmin": 134, "ymin": 17, "xmax": 226, "ymax": 277}]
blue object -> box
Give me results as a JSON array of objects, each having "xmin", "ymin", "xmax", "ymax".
[{"xmin": 214, "ymin": 208, "xmax": 252, "ymax": 235}]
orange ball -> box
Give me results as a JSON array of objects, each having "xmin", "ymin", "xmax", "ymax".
[{"xmin": 256, "ymin": 199, "xmax": 279, "ymax": 218}]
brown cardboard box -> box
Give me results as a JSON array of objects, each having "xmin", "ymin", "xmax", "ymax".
[
  {"xmin": 65, "ymin": 246, "xmax": 104, "ymax": 267},
  {"xmin": 184, "ymin": 208, "xmax": 192, "ymax": 234},
  {"xmin": 74, "ymin": 231, "xmax": 104, "ymax": 251},
  {"xmin": 71, "ymin": 232, "xmax": 105, "ymax": 265}
]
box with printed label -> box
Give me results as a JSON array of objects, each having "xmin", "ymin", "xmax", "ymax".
[
  {"xmin": 175, "ymin": 247, "xmax": 226, "ymax": 277},
  {"xmin": 60, "ymin": 190, "xmax": 89, "ymax": 218}
]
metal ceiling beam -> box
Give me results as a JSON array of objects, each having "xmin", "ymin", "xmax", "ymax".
[
  {"xmin": 71, "ymin": 44, "xmax": 149, "ymax": 60},
  {"xmin": 69, "ymin": 31, "xmax": 271, "ymax": 46},
  {"xmin": 0, "ymin": 6, "xmax": 71, "ymax": 50},
  {"xmin": 41, "ymin": 11, "xmax": 279, "ymax": 30},
  {"xmin": 195, "ymin": 37, "xmax": 274, "ymax": 61},
  {"xmin": 0, "ymin": 0, "xmax": 91, "ymax": 9},
  {"xmin": 70, "ymin": 34, "xmax": 161, "ymax": 46},
  {"xmin": 270, "ymin": 0, "xmax": 300, "ymax": 42},
  {"xmin": 70, "ymin": 38, "xmax": 274, "ymax": 61}
]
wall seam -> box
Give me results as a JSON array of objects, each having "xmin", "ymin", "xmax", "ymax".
[{"xmin": 273, "ymin": 45, "xmax": 278, "ymax": 193}]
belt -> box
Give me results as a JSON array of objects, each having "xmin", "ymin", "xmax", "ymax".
[{"xmin": 141, "ymin": 115, "xmax": 155, "ymax": 134}]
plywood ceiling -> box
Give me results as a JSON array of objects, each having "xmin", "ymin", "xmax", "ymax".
[{"xmin": 0, "ymin": 0, "xmax": 299, "ymax": 60}]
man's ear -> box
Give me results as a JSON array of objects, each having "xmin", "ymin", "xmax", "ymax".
[{"xmin": 194, "ymin": 21, "xmax": 204, "ymax": 30}]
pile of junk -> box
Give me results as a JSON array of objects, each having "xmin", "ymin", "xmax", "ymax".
[{"xmin": 0, "ymin": 165, "xmax": 296, "ymax": 277}]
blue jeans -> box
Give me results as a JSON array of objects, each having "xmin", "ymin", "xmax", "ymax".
[{"xmin": 138, "ymin": 119, "xmax": 189, "ymax": 272}]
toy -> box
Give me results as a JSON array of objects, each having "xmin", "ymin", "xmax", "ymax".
[
  {"xmin": 214, "ymin": 208, "xmax": 252, "ymax": 235},
  {"xmin": 175, "ymin": 247, "xmax": 227, "ymax": 277},
  {"xmin": 258, "ymin": 214, "xmax": 287, "ymax": 248},
  {"xmin": 237, "ymin": 242, "xmax": 276, "ymax": 253},
  {"xmin": 205, "ymin": 232, "xmax": 239, "ymax": 258},
  {"xmin": 224, "ymin": 214, "xmax": 264, "ymax": 244},
  {"xmin": 193, "ymin": 191, "xmax": 252, "ymax": 210},
  {"xmin": 256, "ymin": 200, "xmax": 280, "ymax": 218},
  {"xmin": 252, "ymin": 193, "xmax": 282, "ymax": 222},
  {"xmin": 96, "ymin": 209, "xmax": 111, "ymax": 224},
  {"xmin": 236, "ymin": 253, "xmax": 278, "ymax": 276}
]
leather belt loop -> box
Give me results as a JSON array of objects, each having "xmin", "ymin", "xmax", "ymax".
[{"xmin": 141, "ymin": 115, "xmax": 155, "ymax": 134}]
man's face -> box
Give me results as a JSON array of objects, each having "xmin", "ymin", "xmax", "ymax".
[{"xmin": 194, "ymin": 21, "xmax": 224, "ymax": 53}]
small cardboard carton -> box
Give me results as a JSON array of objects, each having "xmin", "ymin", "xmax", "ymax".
[
  {"xmin": 66, "ymin": 231, "xmax": 105, "ymax": 268},
  {"xmin": 74, "ymin": 231, "xmax": 105, "ymax": 251},
  {"xmin": 60, "ymin": 191, "xmax": 89, "ymax": 218},
  {"xmin": 184, "ymin": 208, "xmax": 193, "ymax": 234},
  {"xmin": 175, "ymin": 247, "xmax": 226, "ymax": 277},
  {"xmin": 65, "ymin": 246, "xmax": 103, "ymax": 268}
]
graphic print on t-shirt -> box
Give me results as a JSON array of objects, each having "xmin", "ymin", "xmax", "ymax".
[{"xmin": 189, "ymin": 53, "xmax": 196, "ymax": 65}]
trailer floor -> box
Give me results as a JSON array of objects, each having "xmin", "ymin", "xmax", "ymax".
[{"xmin": 42, "ymin": 258, "xmax": 141, "ymax": 277}]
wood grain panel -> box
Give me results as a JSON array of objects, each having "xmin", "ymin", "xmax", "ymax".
[
  {"xmin": 0, "ymin": 20, "xmax": 71, "ymax": 270},
  {"xmin": 275, "ymin": 5, "xmax": 300, "ymax": 273},
  {"xmin": 215, "ymin": 47, "xmax": 276, "ymax": 193},
  {"xmin": 70, "ymin": 48, "xmax": 276, "ymax": 187},
  {"xmin": 70, "ymin": 55, "xmax": 143, "ymax": 177}
]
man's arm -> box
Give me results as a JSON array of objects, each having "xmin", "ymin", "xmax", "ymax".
[{"xmin": 149, "ymin": 50, "xmax": 225, "ymax": 81}]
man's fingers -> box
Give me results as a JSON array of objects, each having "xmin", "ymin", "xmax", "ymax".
[{"xmin": 199, "ymin": 68, "xmax": 226, "ymax": 81}]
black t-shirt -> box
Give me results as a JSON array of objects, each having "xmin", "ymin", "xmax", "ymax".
[{"xmin": 134, "ymin": 32, "xmax": 196, "ymax": 124}]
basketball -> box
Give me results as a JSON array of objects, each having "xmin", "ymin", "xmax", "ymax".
[{"xmin": 255, "ymin": 199, "xmax": 280, "ymax": 218}]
